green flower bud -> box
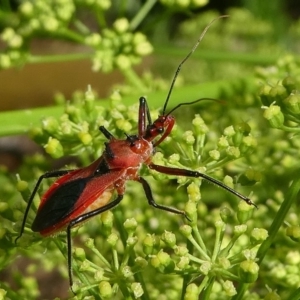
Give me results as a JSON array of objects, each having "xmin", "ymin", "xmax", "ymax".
[
  {"xmin": 233, "ymin": 224, "xmax": 248, "ymax": 236},
  {"xmin": 184, "ymin": 283, "xmax": 198, "ymax": 300},
  {"xmin": 85, "ymin": 33, "xmax": 102, "ymax": 46},
  {"xmin": 237, "ymin": 201, "xmax": 253, "ymax": 224},
  {"xmin": 115, "ymin": 54, "xmax": 131, "ymax": 70},
  {"xmin": 269, "ymin": 84, "xmax": 288, "ymax": 104},
  {"xmin": 282, "ymin": 76, "xmax": 297, "ymax": 93},
  {"xmin": 20, "ymin": 1, "xmax": 34, "ymax": 16},
  {"xmin": 127, "ymin": 236, "xmax": 138, "ymax": 247},
  {"xmin": 239, "ymin": 169, "xmax": 262, "ymax": 186},
  {"xmin": 177, "ymin": 256, "xmax": 190, "ymax": 270},
  {"xmin": 150, "ymin": 255, "xmax": 160, "ymax": 268},
  {"xmin": 174, "ymin": 245, "xmax": 189, "ymax": 256},
  {"xmin": 131, "ymin": 282, "xmax": 144, "ymax": 298},
  {"xmin": 42, "ymin": 117, "xmax": 59, "ymax": 133},
  {"xmin": 135, "ymin": 257, "xmax": 148, "ymax": 268},
  {"xmin": 180, "ymin": 225, "xmax": 192, "ymax": 237},
  {"xmin": 286, "ymin": 251, "xmax": 300, "ymax": 265},
  {"xmin": 107, "ymin": 232, "xmax": 119, "ymax": 247},
  {"xmin": 286, "ymin": 225, "xmax": 300, "ymax": 242},
  {"xmin": 283, "ymin": 94, "xmax": 300, "ymax": 115},
  {"xmin": 94, "ymin": 269, "xmax": 104, "ymax": 281},
  {"xmin": 187, "ymin": 182, "xmax": 201, "ymax": 202},
  {"xmin": 200, "ymin": 261, "xmax": 211, "ymax": 275},
  {"xmin": 101, "ymin": 211, "xmax": 114, "ymax": 230},
  {"xmin": 134, "ymin": 39, "xmax": 153, "ymax": 56},
  {"xmin": 218, "ymin": 136, "xmax": 229, "ymax": 148},
  {"xmin": 215, "ymin": 220, "xmax": 225, "ymax": 231},
  {"xmin": 263, "ymin": 105, "xmax": 284, "ymax": 129},
  {"xmin": 183, "ymin": 131, "xmax": 195, "ymax": 145},
  {"xmin": 219, "ymin": 206, "xmax": 234, "ymax": 224},
  {"xmin": 161, "ymin": 231, "xmax": 176, "ymax": 248},
  {"xmin": 226, "ymin": 146, "xmax": 240, "ymax": 158},
  {"xmin": 0, "ymin": 54, "xmax": 11, "ymax": 69},
  {"xmin": 264, "ymin": 290, "xmax": 281, "ymax": 300},
  {"xmin": 43, "ymin": 17, "xmax": 59, "ymax": 32},
  {"xmin": 222, "ymin": 280, "xmax": 237, "ymax": 296},
  {"xmin": 0, "ymin": 289, "xmax": 7, "ymax": 299},
  {"xmin": 233, "ymin": 122, "xmax": 251, "ymax": 145},
  {"xmin": 124, "ymin": 218, "xmax": 137, "ymax": 232},
  {"xmin": 0, "ymin": 202, "xmax": 8, "ymax": 213},
  {"xmin": 79, "ymin": 260, "xmax": 91, "ymax": 272},
  {"xmin": 16, "ymin": 179, "xmax": 28, "ymax": 192},
  {"xmin": 74, "ymin": 247, "xmax": 86, "ymax": 261},
  {"xmin": 122, "ymin": 266, "xmax": 133, "ymax": 278},
  {"xmin": 78, "ymin": 132, "xmax": 93, "ymax": 145},
  {"xmin": 116, "ymin": 119, "xmax": 132, "ymax": 132},
  {"xmin": 224, "ymin": 126, "xmax": 235, "ymax": 137},
  {"xmin": 250, "ymin": 228, "xmax": 269, "ymax": 244},
  {"xmin": 259, "ymin": 84, "xmax": 273, "ymax": 106},
  {"xmin": 192, "ymin": 114, "xmax": 209, "ymax": 134},
  {"xmin": 99, "ymin": 281, "xmax": 113, "ymax": 298},
  {"xmin": 218, "ymin": 257, "xmax": 231, "ymax": 269},
  {"xmin": 85, "ymin": 238, "xmax": 95, "ymax": 249},
  {"xmin": 157, "ymin": 250, "xmax": 171, "ymax": 266},
  {"xmin": 209, "ymin": 149, "xmax": 220, "ymax": 160},
  {"xmin": 185, "ymin": 201, "xmax": 197, "ymax": 222},
  {"xmin": 113, "ymin": 18, "xmax": 129, "ymax": 33},
  {"xmin": 239, "ymin": 260, "xmax": 259, "ymax": 283},
  {"xmin": 44, "ymin": 137, "xmax": 64, "ymax": 158},
  {"xmin": 143, "ymin": 234, "xmax": 155, "ymax": 255}
]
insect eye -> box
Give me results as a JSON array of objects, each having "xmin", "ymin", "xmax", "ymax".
[{"xmin": 157, "ymin": 127, "xmax": 164, "ymax": 133}]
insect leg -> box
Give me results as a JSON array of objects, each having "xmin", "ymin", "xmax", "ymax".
[
  {"xmin": 15, "ymin": 169, "xmax": 73, "ymax": 243},
  {"xmin": 137, "ymin": 177, "xmax": 188, "ymax": 219},
  {"xmin": 138, "ymin": 97, "xmax": 152, "ymax": 137},
  {"xmin": 66, "ymin": 194, "xmax": 123, "ymax": 290},
  {"xmin": 99, "ymin": 125, "xmax": 115, "ymax": 140},
  {"xmin": 149, "ymin": 163, "xmax": 257, "ymax": 208}
]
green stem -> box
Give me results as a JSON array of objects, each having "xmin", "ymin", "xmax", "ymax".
[
  {"xmin": 129, "ymin": 0, "xmax": 157, "ymax": 31},
  {"xmin": 0, "ymin": 76, "xmax": 256, "ymax": 137},
  {"xmin": 121, "ymin": 66, "xmax": 148, "ymax": 93},
  {"xmin": 257, "ymin": 178, "xmax": 300, "ymax": 264},
  {"xmin": 288, "ymin": 288, "xmax": 300, "ymax": 300},
  {"xmin": 28, "ymin": 53, "xmax": 92, "ymax": 64},
  {"xmin": 233, "ymin": 283, "xmax": 250, "ymax": 300}
]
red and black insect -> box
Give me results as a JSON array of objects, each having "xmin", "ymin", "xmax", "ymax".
[{"xmin": 15, "ymin": 16, "xmax": 256, "ymax": 291}]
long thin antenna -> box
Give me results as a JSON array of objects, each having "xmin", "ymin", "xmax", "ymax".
[{"xmin": 162, "ymin": 15, "xmax": 229, "ymax": 115}]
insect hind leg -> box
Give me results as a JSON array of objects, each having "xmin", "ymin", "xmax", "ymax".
[
  {"xmin": 15, "ymin": 169, "xmax": 73, "ymax": 243},
  {"xmin": 66, "ymin": 194, "xmax": 123, "ymax": 292}
]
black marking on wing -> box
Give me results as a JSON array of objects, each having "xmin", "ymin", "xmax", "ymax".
[{"xmin": 31, "ymin": 177, "xmax": 90, "ymax": 232}]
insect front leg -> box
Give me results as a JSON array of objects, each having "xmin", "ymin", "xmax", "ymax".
[
  {"xmin": 66, "ymin": 194, "xmax": 124, "ymax": 292},
  {"xmin": 15, "ymin": 169, "xmax": 73, "ymax": 243},
  {"xmin": 137, "ymin": 177, "xmax": 189, "ymax": 219},
  {"xmin": 149, "ymin": 163, "xmax": 257, "ymax": 208}
]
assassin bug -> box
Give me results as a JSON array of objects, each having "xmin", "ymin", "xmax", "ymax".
[{"xmin": 15, "ymin": 15, "xmax": 256, "ymax": 292}]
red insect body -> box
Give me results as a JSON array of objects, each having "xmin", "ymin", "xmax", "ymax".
[{"xmin": 16, "ymin": 16, "xmax": 256, "ymax": 293}]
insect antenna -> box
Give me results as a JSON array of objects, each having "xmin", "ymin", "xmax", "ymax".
[
  {"xmin": 162, "ymin": 15, "xmax": 229, "ymax": 115},
  {"xmin": 165, "ymin": 97, "xmax": 222, "ymax": 117}
]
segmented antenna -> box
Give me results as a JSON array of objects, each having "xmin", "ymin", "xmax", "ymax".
[{"xmin": 162, "ymin": 15, "xmax": 229, "ymax": 115}]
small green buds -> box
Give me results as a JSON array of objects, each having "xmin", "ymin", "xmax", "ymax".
[{"xmin": 239, "ymin": 260, "xmax": 259, "ymax": 283}]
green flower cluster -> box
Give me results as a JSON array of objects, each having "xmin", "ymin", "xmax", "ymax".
[
  {"xmin": 0, "ymin": 0, "xmax": 152, "ymax": 80},
  {"xmin": 258, "ymin": 55, "xmax": 300, "ymax": 132}
]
